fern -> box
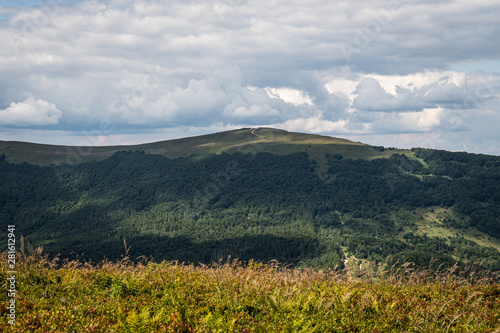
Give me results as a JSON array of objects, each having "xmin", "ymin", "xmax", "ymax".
[{"xmin": 117, "ymin": 308, "xmax": 152, "ymax": 333}]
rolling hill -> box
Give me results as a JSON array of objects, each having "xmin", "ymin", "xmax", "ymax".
[
  {"xmin": 0, "ymin": 127, "xmax": 390, "ymax": 165},
  {"xmin": 1, "ymin": 127, "xmax": 500, "ymax": 272}
]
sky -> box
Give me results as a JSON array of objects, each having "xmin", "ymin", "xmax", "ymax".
[{"xmin": 0, "ymin": 0, "xmax": 499, "ymax": 155}]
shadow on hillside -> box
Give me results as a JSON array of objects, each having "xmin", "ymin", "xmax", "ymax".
[{"xmin": 43, "ymin": 234, "xmax": 326, "ymax": 266}]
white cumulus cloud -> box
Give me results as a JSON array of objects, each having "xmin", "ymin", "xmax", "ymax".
[{"xmin": 0, "ymin": 97, "xmax": 61, "ymax": 125}]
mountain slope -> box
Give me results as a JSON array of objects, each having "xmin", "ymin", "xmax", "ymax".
[
  {"xmin": 0, "ymin": 128, "xmax": 396, "ymax": 166},
  {"xmin": 1, "ymin": 128, "xmax": 500, "ymax": 272}
]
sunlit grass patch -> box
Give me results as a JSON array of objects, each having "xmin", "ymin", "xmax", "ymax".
[{"xmin": 2, "ymin": 242, "xmax": 500, "ymax": 332}]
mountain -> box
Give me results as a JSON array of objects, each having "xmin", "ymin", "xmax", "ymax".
[
  {"xmin": 0, "ymin": 127, "xmax": 385, "ymax": 165},
  {"xmin": 1, "ymin": 128, "xmax": 500, "ymax": 271}
]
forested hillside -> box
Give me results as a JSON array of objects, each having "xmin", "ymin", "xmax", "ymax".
[{"xmin": 1, "ymin": 128, "xmax": 500, "ymax": 272}]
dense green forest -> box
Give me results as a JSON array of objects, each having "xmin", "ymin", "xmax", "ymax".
[{"xmin": 1, "ymin": 128, "xmax": 500, "ymax": 272}]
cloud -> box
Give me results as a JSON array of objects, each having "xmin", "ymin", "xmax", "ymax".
[
  {"xmin": 265, "ymin": 87, "xmax": 313, "ymax": 106},
  {"xmin": 103, "ymin": 66, "xmax": 319, "ymax": 126},
  {"xmin": 278, "ymin": 117, "xmax": 350, "ymax": 134},
  {"xmin": 0, "ymin": 97, "xmax": 61, "ymax": 125},
  {"xmin": 349, "ymin": 73, "xmax": 480, "ymax": 112},
  {"xmin": 352, "ymin": 78, "xmax": 400, "ymax": 111}
]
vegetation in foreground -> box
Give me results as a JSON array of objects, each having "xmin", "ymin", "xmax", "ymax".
[{"xmin": 2, "ymin": 244, "xmax": 500, "ymax": 332}]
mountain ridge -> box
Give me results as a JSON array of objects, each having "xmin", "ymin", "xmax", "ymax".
[{"xmin": 0, "ymin": 127, "xmax": 398, "ymax": 166}]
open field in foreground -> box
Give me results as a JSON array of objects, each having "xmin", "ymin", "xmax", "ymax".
[{"xmin": 1, "ymin": 245, "xmax": 500, "ymax": 332}]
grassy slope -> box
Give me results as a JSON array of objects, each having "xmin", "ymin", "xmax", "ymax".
[
  {"xmin": 342, "ymin": 206, "xmax": 500, "ymax": 267},
  {"xmin": 414, "ymin": 207, "xmax": 500, "ymax": 253},
  {"xmin": 0, "ymin": 128, "xmax": 394, "ymax": 167},
  {"xmin": 2, "ymin": 248, "xmax": 499, "ymax": 332}
]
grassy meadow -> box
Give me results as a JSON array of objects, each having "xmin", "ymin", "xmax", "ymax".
[
  {"xmin": 2, "ymin": 242, "xmax": 500, "ymax": 332},
  {"xmin": 0, "ymin": 128, "xmax": 372, "ymax": 166}
]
